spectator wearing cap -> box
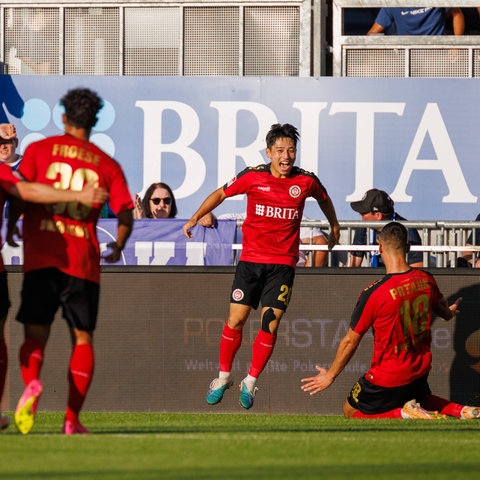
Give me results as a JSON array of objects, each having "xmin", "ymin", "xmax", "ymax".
[
  {"xmin": 348, "ymin": 188, "xmax": 423, "ymax": 268},
  {"xmin": 0, "ymin": 124, "xmax": 21, "ymax": 170}
]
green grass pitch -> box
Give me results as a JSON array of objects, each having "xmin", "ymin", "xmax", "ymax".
[{"xmin": 0, "ymin": 412, "xmax": 479, "ymax": 479}]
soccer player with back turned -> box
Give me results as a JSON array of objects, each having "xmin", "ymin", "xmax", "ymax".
[{"xmin": 10, "ymin": 88, "xmax": 134, "ymax": 434}]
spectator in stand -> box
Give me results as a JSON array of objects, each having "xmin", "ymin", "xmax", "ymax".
[
  {"xmin": 1, "ymin": 124, "xmax": 22, "ymax": 219},
  {"xmin": 134, "ymin": 181, "xmax": 215, "ymax": 226},
  {"xmin": 456, "ymin": 213, "xmax": 480, "ymax": 268},
  {"xmin": 134, "ymin": 182, "xmax": 178, "ymax": 219},
  {"xmin": 0, "ymin": 127, "xmax": 22, "ymax": 171},
  {"xmin": 367, "ymin": 7, "xmax": 465, "ymax": 36},
  {"xmin": 348, "ymin": 188, "xmax": 423, "ymax": 268}
]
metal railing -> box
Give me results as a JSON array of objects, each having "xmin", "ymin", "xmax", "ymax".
[
  {"xmin": 332, "ymin": 0, "xmax": 480, "ymax": 77},
  {"xmin": 231, "ymin": 219, "xmax": 480, "ymax": 267}
]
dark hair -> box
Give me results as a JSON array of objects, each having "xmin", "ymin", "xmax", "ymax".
[
  {"xmin": 60, "ymin": 88, "xmax": 103, "ymax": 132},
  {"xmin": 379, "ymin": 221, "xmax": 409, "ymax": 254},
  {"xmin": 141, "ymin": 182, "xmax": 178, "ymax": 218},
  {"xmin": 265, "ymin": 123, "xmax": 299, "ymax": 149}
]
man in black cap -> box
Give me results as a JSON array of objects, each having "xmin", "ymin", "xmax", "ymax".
[{"xmin": 348, "ymin": 188, "xmax": 423, "ymax": 267}]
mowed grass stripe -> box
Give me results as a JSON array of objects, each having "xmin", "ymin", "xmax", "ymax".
[{"xmin": 0, "ymin": 412, "xmax": 478, "ymax": 480}]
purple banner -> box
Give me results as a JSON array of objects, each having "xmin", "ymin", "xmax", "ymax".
[{"xmin": 2, "ymin": 218, "xmax": 238, "ymax": 266}]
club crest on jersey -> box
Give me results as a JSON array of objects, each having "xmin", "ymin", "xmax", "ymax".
[
  {"xmin": 232, "ymin": 288, "xmax": 245, "ymax": 302},
  {"xmin": 289, "ymin": 185, "xmax": 301, "ymax": 198}
]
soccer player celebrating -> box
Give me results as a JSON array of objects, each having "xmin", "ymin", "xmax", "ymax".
[
  {"xmin": 183, "ymin": 123, "xmax": 340, "ymax": 409},
  {"xmin": 0, "ymin": 123, "xmax": 108, "ymax": 431},
  {"xmin": 9, "ymin": 89, "xmax": 134, "ymax": 435},
  {"xmin": 301, "ymin": 221, "xmax": 480, "ymax": 420}
]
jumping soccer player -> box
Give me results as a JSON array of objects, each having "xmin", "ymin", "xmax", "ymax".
[
  {"xmin": 301, "ymin": 221, "xmax": 480, "ymax": 420},
  {"xmin": 183, "ymin": 123, "xmax": 340, "ymax": 409}
]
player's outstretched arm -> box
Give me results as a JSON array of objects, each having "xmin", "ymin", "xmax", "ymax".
[
  {"xmin": 13, "ymin": 181, "xmax": 108, "ymax": 206},
  {"xmin": 301, "ymin": 328, "xmax": 361, "ymax": 395},
  {"xmin": 102, "ymin": 209, "xmax": 134, "ymax": 263},
  {"xmin": 183, "ymin": 187, "xmax": 226, "ymax": 238},
  {"xmin": 434, "ymin": 296, "xmax": 462, "ymax": 321}
]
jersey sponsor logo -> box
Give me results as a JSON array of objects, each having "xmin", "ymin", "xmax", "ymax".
[
  {"xmin": 254, "ymin": 204, "xmax": 300, "ymax": 220},
  {"xmin": 289, "ymin": 185, "xmax": 301, "ymax": 198},
  {"xmin": 232, "ymin": 288, "xmax": 244, "ymax": 302},
  {"xmin": 257, "ymin": 186, "xmax": 270, "ymax": 192}
]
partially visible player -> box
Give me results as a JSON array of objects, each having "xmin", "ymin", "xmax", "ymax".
[
  {"xmin": 301, "ymin": 222, "xmax": 480, "ymax": 420},
  {"xmin": 9, "ymin": 89, "xmax": 134, "ymax": 435},
  {"xmin": 183, "ymin": 123, "xmax": 340, "ymax": 409},
  {"xmin": 0, "ymin": 123, "xmax": 108, "ymax": 431}
]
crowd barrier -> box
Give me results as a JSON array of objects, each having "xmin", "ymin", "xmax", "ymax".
[
  {"xmin": 3, "ymin": 219, "xmax": 480, "ymax": 268},
  {"xmin": 3, "ymin": 267, "xmax": 480, "ymax": 414}
]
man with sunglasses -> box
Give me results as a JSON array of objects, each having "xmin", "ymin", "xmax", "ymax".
[{"xmin": 183, "ymin": 123, "xmax": 340, "ymax": 409}]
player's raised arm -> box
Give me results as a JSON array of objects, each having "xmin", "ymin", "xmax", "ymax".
[{"xmin": 301, "ymin": 328, "xmax": 362, "ymax": 395}]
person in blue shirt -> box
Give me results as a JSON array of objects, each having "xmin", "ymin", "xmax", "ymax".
[
  {"xmin": 348, "ymin": 188, "xmax": 423, "ymax": 268},
  {"xmin": 367, "ymin": 7, "xmax": 464, "ymax": 36}
]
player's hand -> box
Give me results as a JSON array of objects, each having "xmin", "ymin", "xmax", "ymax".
[
  {"xmin": 0, "ymin": 123, "xmax": 16, "ymax": 140},
  {"xmin": 183, "ymin": 219, "xmax": 196, "ymax": 238},
  {"xmin": 449, "ymin": 297, "xmax": 462, "ymax": 318},
  {"xmin": 78, "ymin": 182, "xmax": 109, "ymax": 206},
  {"xmin": 327, "ymin": 223, "xmax": 341, "ymax": 250},
  {"xmin": 102, "ymin": 241, "xmax": 122, "ymax": 263},
  {"xmin": 198, "ymin": 213, "xmax": 216, "ymax": 228},
  {"xmin": 6, "ymin": 224, "xmax": 21, "ymax": 247},
  {"xmin": 301, "ymin": 365, "xmax": 334, "ymax": 396}
]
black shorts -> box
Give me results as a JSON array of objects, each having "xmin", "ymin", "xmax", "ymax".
[
  {"xmin": 0, "ymin": 271, "xmax": 10, "ymax": 319},
  {"xmin": 230, "ymin": 261, "xmax": 295, "ymax": 311},
  {"xmin": 16, "ymin": 268, "xmax": 100, "ymax": 332},
  {"xmin": 346, "ymin": 374, "xmax": 432, "ymax": 414}
]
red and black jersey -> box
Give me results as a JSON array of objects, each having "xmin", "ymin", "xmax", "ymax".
[
  {"xmin": 223, "ymin": 164, "xmax": 328, "ymax": 267},
  {"xmin": 19, "ymin": 134, "xmax": 133, "ymax": 283},
  {"xmin": 0, "ymin": 164, "xmax": 22, "ymax": 272},
  {"xmin": 350, "ymin": 268, "xmax": 443, "ymax": 388}
]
